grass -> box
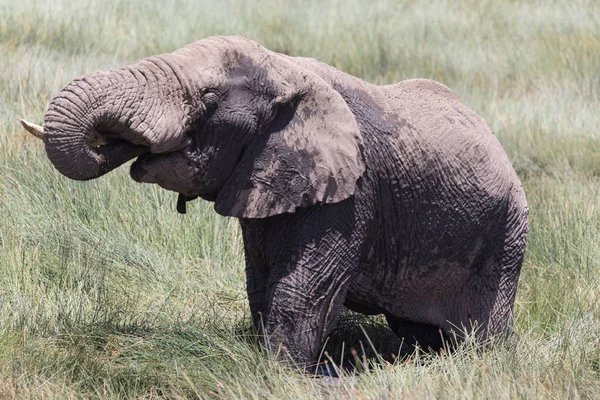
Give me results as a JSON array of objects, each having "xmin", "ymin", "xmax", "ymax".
[{"xmin": 1, "ymin": 0, "xmax": 599, "ymax": 398}]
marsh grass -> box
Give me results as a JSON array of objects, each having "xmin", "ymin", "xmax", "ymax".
[{"xmin": 1, "ymin": 0, "xmax": 599, "ymax": 398}]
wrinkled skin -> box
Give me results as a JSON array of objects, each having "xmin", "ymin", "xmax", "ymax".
[{"xmin": 35, "ymin": 36, "xmax": 528, "ymax": 366}]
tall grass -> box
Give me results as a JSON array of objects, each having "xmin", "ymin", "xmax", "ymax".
[{"xmin": 1, "ymin": 0, "xmax": 599, "ymax": 398}]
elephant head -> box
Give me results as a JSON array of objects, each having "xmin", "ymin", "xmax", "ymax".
[{"xmin": 24, "ymin": 36, "xmax": 364, "ymax": 218}]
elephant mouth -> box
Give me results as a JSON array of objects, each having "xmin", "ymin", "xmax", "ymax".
[
  {"xmin": 129, "ymin": 151, "xmax": 200, "ymax": 214},
  {"xmin": 129, "ymin": 152, "xmax": 158, "ymax": 183}
]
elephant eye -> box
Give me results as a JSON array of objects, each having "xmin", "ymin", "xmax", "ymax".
[{"xmin": 201, "ymin": 91, "xmax": 219, "ymax": 117}]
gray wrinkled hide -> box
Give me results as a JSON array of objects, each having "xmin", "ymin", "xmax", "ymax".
[{"xmin": 40, "ymin": 36, "xmax": 528, "ymax": 366}]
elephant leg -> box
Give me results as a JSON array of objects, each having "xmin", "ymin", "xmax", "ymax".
[
  {"xmin": 485, "ymin": 197, "xmax": 528, "ymax": 338},
  {"xmin": 259, "ymin": 211, "xmax": 364, "ymax": 365},
  {"xmin": 448, "ymin": 205, "xmax": 528, "ymax": 344},
  {"xmin": 241, "ymin": 226, "xmax": 270, "ymax": 333},
  {"xmin": 239, "ymin": 198, "xmax": 368, "ymax": 366},
  {"xmin": 264, "ymin": 262, "xmax": 355, "ymax": 366},
  {"xmin": 385, "ymin": 314, "xmax": 450, "ymax": 353},
  {"xmin": 245, "ymin": 260, "xmax": 270, "ymax": 333}
]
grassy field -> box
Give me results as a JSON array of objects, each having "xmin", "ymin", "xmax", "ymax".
[{"xmin": 1, "ymin": 0, "xmax": 599, "ymax": 398}]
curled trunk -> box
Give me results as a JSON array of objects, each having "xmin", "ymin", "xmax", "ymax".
[{"xmin": 43, "ymin": 58, "xmax": 192, "ymax": 180}]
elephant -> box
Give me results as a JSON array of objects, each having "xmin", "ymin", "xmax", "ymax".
[{"xmin": 22, "ymin": 36, "xmax": 528, "ymax": 367}]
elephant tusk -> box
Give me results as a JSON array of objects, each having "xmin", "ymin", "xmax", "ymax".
[{"xmin": 20, "ymin": 119, "xmax": 45, "ymax": 140}]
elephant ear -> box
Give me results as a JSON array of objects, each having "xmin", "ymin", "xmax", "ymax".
[{"xmin": 214, "ymin": 55, "xmax": 365, "ymax": 219}]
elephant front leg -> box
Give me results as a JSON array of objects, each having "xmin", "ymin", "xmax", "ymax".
[
  {"xmin": 241, "ymin": 226, "xmax": 271, "ymax": 333},
  {"xmin": 245, "ymin": 260, "xmax": 270, "ymax": 333},
  {"xmin": 265, "ymin": 281, "xmax": 348, "ymax": 365},
  {"xmin": 264, "ymin": 270, "xmax": 354, "ymax": 366},
  {"xmin": 242, "ymin": 200, "xmax": 366, "ymax": 366}
]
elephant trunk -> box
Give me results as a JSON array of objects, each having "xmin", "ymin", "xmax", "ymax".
[{"xmin": 43, "ymin": 59, "xmax": 193, "ymax": 180}]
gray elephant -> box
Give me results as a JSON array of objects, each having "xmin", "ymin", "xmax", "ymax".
[{"xmin": 22, "ymin": 36, "xmax": 528, "ymax": 366}]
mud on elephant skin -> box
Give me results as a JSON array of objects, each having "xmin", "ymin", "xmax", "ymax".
[{"xmin": 22, "ymin": 36, "xmax": 528, "ymax": 366}]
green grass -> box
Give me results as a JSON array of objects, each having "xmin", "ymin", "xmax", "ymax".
[{"xmin": 1, "ymin": 0, "xmax": 599, "ymax": 398}]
